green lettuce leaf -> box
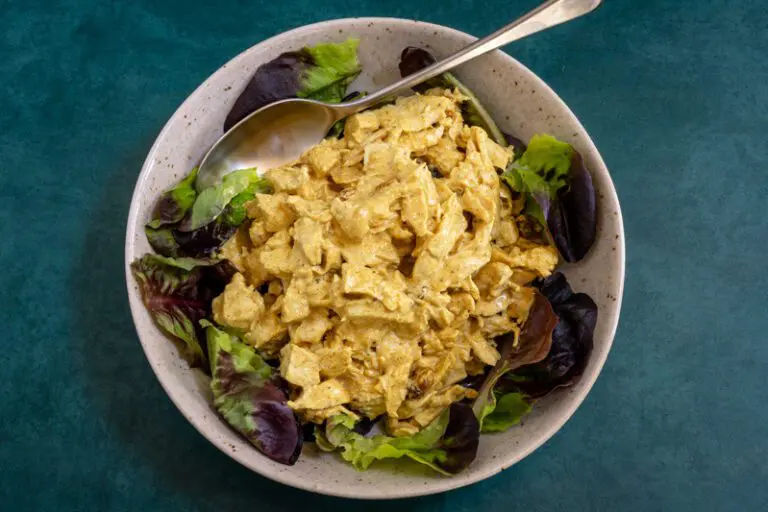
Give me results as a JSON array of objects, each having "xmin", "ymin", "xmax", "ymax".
[
  {"xmin": 183, "ymin": 168, "xmax": 270, "ymax": 231},
  {"xmin": 501, "ymin": 134, "xmax": 574, "ymax": 236},
  {"xmin": 480, "ymin": 391, "xmax": 531, "ymax": 433},
  {"xmin": 316, "ymin": 403, "xmax": 479, "ymax": 475},
  {"xmin": 224, "ymin": 39, "xmax": 361, "ymax": 131},
  {"xmin": 145, "ymin": 167, "xmax": 199, "ymax": 256},
  {"xmin": 147, "ymin": 167, "xmax": 199, "ymax": 229},
  {"xmin": 502, "ymin": 134, "xmax": 573, "ymax": 199},
  {"xmin": 300, "ymin": 39, "xmax": 362, "ymax": 100},
  {"xmin": 203, "ymin": 322, "xmax": 303, "ymax": 465},
  {"xmin": 220, "ymin": 175, "xmax": 272, "ymax": 226},
  {"xmin": 308, "ymin": 79, "xmax": 355, "ymax": 104},
  {"xmin": 142, "ymin": 166, "xmax": 266, "ymax": 258},
  {"xmin": 220, "ymin": 191, "xmax": 252, "ymax": 226},
  {"xmin": 501, "ymin": 134, "xmax": 597, "ymax": 262},
  {"xmin": 145, "ymin": 225, "xmax": 181, "ymax": 257},
  {"xmin": 130, "ymin": 255, "xmax": 236, "ymax": 367}
]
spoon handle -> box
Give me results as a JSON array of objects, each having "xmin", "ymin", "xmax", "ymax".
[{"xmin": 341, "ymin": 0, "xmax": 602, "ymax": 114}]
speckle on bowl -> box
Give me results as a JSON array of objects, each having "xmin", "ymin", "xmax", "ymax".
[{"xmin": 124, "ymin": 17, "xmax": 625, "ymax": 500}]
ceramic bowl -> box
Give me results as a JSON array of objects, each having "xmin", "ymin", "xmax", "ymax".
[{"xmin": 125, "ymin": 17, "xmax": 625, "ymax": 499}]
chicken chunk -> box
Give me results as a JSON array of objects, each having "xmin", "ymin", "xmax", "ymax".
[
  {"xmin": 212, "ymin": 273, "xmax": 264, "ymax": 331},
  {"xmin": 280, "ymin": 344, "xmax": 321, "ymax": 388}
]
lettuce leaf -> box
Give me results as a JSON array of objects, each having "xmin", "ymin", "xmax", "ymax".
[
  {"xmin": 316, "ymin": 403, "xmax": 479, "ymax": 475},
  {"xmin": 203, "ymin": 322, "xmax": 303, "ymax": 465},
  {"xmin": 145, "ymin": 225, "xmax": 181, "ymax": 257},
  {"xmin": 144, "ymin": 167, "xmax": 199, "ymax": 257},
  {"xmin": 300, "ymin": 41, "xmax": 362, "ymax": 100},
  {"xmin": 147, "ymin": 167, "xmax": 199, "ymax": 229},
  {"xmin": 472, "ymin": 290, "xmax": 557, "ymax": 418},
  {"xmin": 502, "ymin": 135, "xmax": 597, "ymax": 262},
  {"xmin": 130, "ymin": 255, "xmax": 236, "ymax": 368},
  {"xmin": 170, "ymin": 217, "xmax": 239, "ymax": 257},
  {"xmin": 224, "ymin": 39, "xmax": 361, "ymax": 131},
  {"xmin": 501, "ymin": 272, "xmax": 598, "ymax": 398},
  {"xmin": 545, "ymin": 151, "xmax": 597, "ymax": 262},
  {"xmin": 143, "ymin": 166, "xmax": 271, "ymax": 257},
  {"xmin": 183, "ymin": 168, "xmax": 270, "ymax": 231},
  {"xmin": 480, "ymin": 391, "xmax": 531, "ymax": 433},
  {"xmin": 503, "ymin": 134, "xmax": 573, "ymax": 200}
]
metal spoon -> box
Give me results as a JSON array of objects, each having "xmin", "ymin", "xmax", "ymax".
[{"xmin": 195, "ymin": 0, "xmax": 602, "ymax": 191}]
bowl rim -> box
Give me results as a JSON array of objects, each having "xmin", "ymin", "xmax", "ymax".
[{"xmin": 124, "ymin": 16, "xmax": 625, "ymax": 499}]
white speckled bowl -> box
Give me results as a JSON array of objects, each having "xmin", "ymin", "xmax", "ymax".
[{"xmin": 125, "ymin": 18, "xmax": 625, "ymax": 499}]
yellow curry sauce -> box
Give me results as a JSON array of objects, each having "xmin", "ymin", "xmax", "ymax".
[{"xmin": 212, "ymin": 88, "xmax": 558, "ymax": 436}]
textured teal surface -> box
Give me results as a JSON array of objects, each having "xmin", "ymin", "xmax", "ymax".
[{"xmin": 2, "ymin": 0, "xmax": 767, "ymax": 510}]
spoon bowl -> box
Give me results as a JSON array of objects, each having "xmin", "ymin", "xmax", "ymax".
[{"xmin": 194, "ymin": 99, "xmax": 339, "ymax": 190}]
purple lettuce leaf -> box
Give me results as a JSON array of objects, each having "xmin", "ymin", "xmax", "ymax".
[
  {"xmin": 472, "ymin": 290, "xmax": 557, "ymax": 422},
  {"xmin": 170, "ymin": 217, "xmax": 239, "ymax": 258},
  {"xmin": 147, "ymin": 167, "xmax": 198, "ymax": 229},
  {"xmin": 501, "ymin": 272, "xmax": 598, "ymax": 398},
  {"xmin": 203, "ymin": 322, "xmax": 303, "ymax": 465},
  {"xmin": 130, "ymin": 255, "xmax": 236, "ymax": 368},
  {"xmin": 436, "ymin": 403, "xmax": 480, "ymax": 474},
  {"xmin": 224, "ymin": 39, "xmax": 362, "ymax": 132},
  {"xmin": 504, "ymin": 132, "xmax": 527, "ymax": 160},
  {"xmin": 546, "ymin": 152, "xmax": 597, "ymax": 262},
  {"xmin": 502, "ymin": 135, "xmax": 597, "ymax": 262}
]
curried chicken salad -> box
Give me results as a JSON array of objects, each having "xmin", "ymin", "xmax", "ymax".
[{"xmin": 132, "ymin": 39, "xmax": 598, "ymax": 474}]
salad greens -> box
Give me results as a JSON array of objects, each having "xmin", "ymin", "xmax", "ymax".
[
  {"xmin": 300, "ymin": 41, "xmax": 362, "ymax": 100},
  {"xmin": 504, "ymin": 134, "xmax": 574, "ymax": 200},
  {"xmin": 145, "ymin": 225, "xmax": 182, "ymax": 258},
  {"xmin": 147, "ymin": 167, "xmax": 198, "ymax": 229},
  {"xmin": 144, "ymin": 166, "xmax": 269, "ymax": 258},
  {"xmin": 480, "ymin": 391, "xmax": 531, "ymax": 433},
  {"xmin": 145, "ymin": 167, "xmax": 200, "ymax": 257},
  {"xmin": 131, "ymin": 255, "xmax": 236, "ymax": 367},
  {"xmin": 224, "ymin": 38, "xmax": 362, "ymax": 131},
  {"xmin": 131, "ymin": 39, "xmax": 601, "ymax": 472},
  {"xmin": 316, "ymin": 403, "xmax": 479, "ymax": 475},
  {"xmin": 473, "ymin": 290, "xmax": 557, "ymax": 420},
  {"xmin": 502, "ymin": 135, "xmax": 597, "ymax": 262},
  {"xmin": 475, "ymin": 273, "xmax": 597, "ymax": 431},
  {"xmin": 546, "ymin": 150, "xmax": 597, "ymax": 262},
  {"xmin": 204, "ymin": 321, "xmax": 303, "ymax": 465},
  {"xmin": 183, "ymin": 168, "xmax": 270, "ymax": 231},
  {"xmin": 499, "ymin": 272, "xmax": 598, "ymax": 398}
]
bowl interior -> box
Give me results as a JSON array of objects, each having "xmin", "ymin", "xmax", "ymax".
[{"xmin": 125, "ymin": 17, "xmax": 624, "ymax": 499}]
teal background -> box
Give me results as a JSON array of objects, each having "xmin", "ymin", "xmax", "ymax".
[{"xmin": 2, "ymin": 0, "xmax": 767, "ymax": 510}]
